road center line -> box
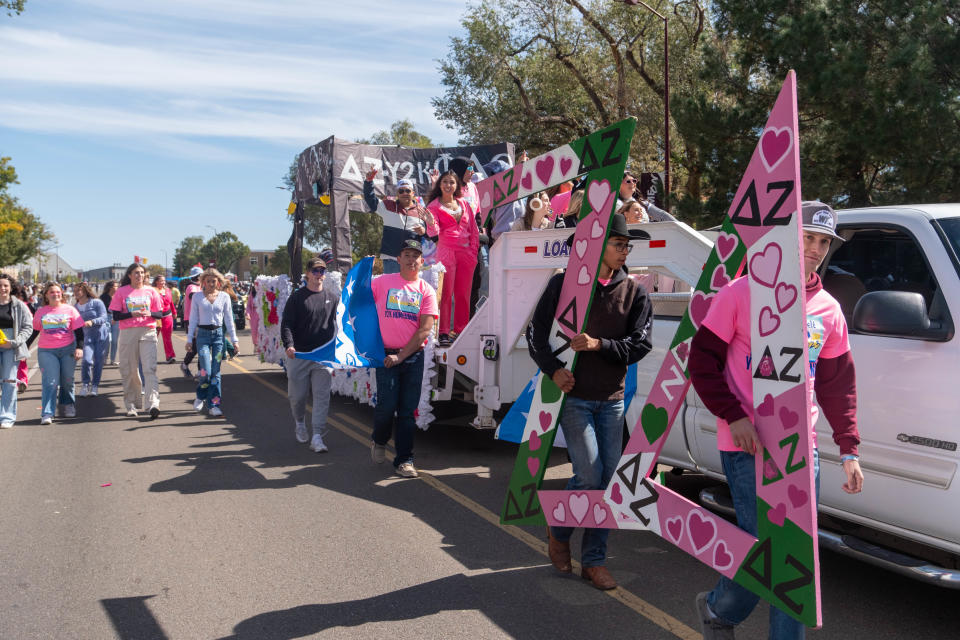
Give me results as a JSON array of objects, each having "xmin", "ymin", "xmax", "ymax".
[{"xmin": 197, "ymin": 338, "xmax": 699, "ymax": 639}]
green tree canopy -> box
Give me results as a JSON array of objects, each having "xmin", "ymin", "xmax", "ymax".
[
  {"xmin": 173, "ymin": 235, "xmax": 205, "ymax": 275},
  {"xmin": 199, "ymin": 231, "xmax": 249, "ymax": 274},
  {"xmin": 0, "ymin": 157, "xmax": 53, "ymax": 267}
]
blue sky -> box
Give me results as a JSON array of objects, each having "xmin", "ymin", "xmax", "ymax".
[{"xmin": 1, "ymin": 0, "xmax": 465, "ymax": 273}]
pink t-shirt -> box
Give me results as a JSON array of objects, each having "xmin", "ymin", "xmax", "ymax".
[
  {"xmin": 182, "ymin": 283, "xmax": 201, "ymax": 322},
  {"xmin": 33, "ymin": 304, "xmax": 84, "ymax": 349},
  {"xmin": 701, "ymin": 276, "xmax": 850, "ymax": 451},
  {"xmin": 371, "ymin": 273, "xmax": 439, "ymax": 350},
  {"xmin": 108, "ymin": 285, "xmax": 164, "ymax": 330}
]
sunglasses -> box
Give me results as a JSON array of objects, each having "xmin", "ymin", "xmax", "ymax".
[
  {"xmin": 310, "ymin": 267, "xmax": 326, "ymax": 275},
  {"xmin": 624, "ymin": 178, "xmax": 637, "ymax": 184},
  {"xmin": 397, "ymin": 188, "xmax": 413, "ymax": 194}
]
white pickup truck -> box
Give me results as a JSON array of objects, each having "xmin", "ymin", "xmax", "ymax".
[{"xmin": 433, "ymin": 203, "xmax": 960, "ymax": 588}]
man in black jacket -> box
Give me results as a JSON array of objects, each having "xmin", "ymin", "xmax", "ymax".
[{"xmin": 527, "ymin": 213, "xmax": 654, "ymax": 590}]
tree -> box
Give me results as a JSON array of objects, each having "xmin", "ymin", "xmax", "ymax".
[
  {"xmin": 173, "ymin": 235, "xmax": 205, "ymax": 275},
  {"xmin": 2, "ymin": 1, "xmax": 26, "ymax": 17},
  {"xmin": 432, "ymin": 0, "xmax": 710, "ymax": 203},
  {"xmin": 0, "ymin": 157, "xmax": 53, "ymax": 267},
  {"xmin": 685, "ymin": 0, "xmax": 960, "ymax": 217},
  {"xmin": 199, "ymin": 231, "xmax": 249, "ymax": 274},
  {"xmin": 361, "ymin": 119, "xmax": 437, "ymax": 147},
  {"xmin": 146, "ymin": 264, "xmax": 166, "ymax": 278}
]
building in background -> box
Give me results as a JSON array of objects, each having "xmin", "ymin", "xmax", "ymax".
[
  {"xmin": 5, "ymin": 252, "xmax": 80, "ymax": 283},
  {"xmin": 231, "ymin": 249, "xmax": 275, "ymax": 281},
  {"xmin": 84, "ymin": 263, "xmax": 127, "ymax": 283}
]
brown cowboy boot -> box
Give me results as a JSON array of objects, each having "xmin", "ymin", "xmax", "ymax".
[
  {"xmin": 546, "ymin": 528, "xmax": 572, "ymax": 573},
  {"xmin": 581, "ymin": 565, "xmax": 617, "ymax": 590}
]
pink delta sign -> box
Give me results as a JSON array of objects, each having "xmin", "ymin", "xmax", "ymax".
[{"xmin": 501, "ymin": 72, "xmax": 823, "ymax": 627}]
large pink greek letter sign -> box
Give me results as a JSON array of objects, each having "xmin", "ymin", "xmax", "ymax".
[{"xmin": 502, "ymin": 72, "xmax": 822, "ymax": 627}]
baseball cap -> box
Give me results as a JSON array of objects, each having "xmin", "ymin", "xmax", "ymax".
[
  {"xmin": 400, "ymin": 238, "xmax": 423, "ymax": 254},
  {"xmin": 396, "ymin": 178, "xmax": 415, "ymax": 191},
  {"xmin": 801, "ymin": 201, "xmax": 843, "ymax": 242}
]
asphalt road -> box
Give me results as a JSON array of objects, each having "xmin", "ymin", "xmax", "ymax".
[{"xmin": 0, "ymin": 330, "xmax": 955, "ymax": 639}]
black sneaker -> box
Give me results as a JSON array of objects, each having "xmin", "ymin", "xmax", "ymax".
[
  {"xmin": 438, "ymin": 334, "xmax": 451, "ymax": 346},
  {"xmin": 149, "ymin": 407, "xmax": 160, "ymax": 420}
]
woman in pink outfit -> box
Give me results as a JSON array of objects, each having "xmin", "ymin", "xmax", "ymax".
[
  {"xmin": 424, "ymin": 170, "xmax": 478, "ymax": 344},
  {"xmin": 152, "ymin": 275, "xmax": 177, "ymax": 363}
]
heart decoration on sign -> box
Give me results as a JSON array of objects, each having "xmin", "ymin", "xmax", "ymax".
[
  {"xmin": 528, "ymin": 430, "xmax": 542, "ymax": 451},
  {"xmin": 538, "ymin": 410, "xmax": 553, "ymax": 431},
  {"xmin": 552, "ymin": 502, "xmax": 566, "ymax": 523},
  {"xmin": 587, "ymin": 179, "xmax": 614, "ymax": 215},
  {"xmin": 716, "ymin": 232, "xmax": 739, "ymax": 262},
  {"xmin": 569, "ymin": 493, "xmax": 589, "ymax": 524},
  {"xmin": 665, "ymin": 516, "xmax": 684, "ymax": 544},
  {"xmin": 687, "ymin": 510, "xmax": 718, "ymax": 555},
  {"xmin": 767, "ymin": 503, "xmax": 787, "ymax": 527},
  {"xmin": 711, "ymin": 265, "xmax": 731, "ymax": 291},
  {"xmin": 713, "ymin": 540, "xmax": 734, "ymax": 570},
  {"xmin": 689, "ymin": 291, "xmax": 715, "ymax": 328},
  {"xmin": 759, "ymin": 126, "xmax": 793, "ymax": 173},
  {"xmin": 574, "ymin": 239, "xmax": 588, "ymax": 259},
  {"xmin": 788, "ymin": 485, "xmax": 809, "ymax": 508},
  {"xmin": 527, "ymin": 458, "xmax": 540, "ymax": 477},
  {"xmin": 609, "ymin": 483, "xmax": 623, "ymax": 504},
  {"xmin": 559, "ymin": 157, "xmax": 573, "ymax": 177},
  {"xmin": 521, "ymin": 172, "xmax": 533, "ymax": 191},
  {"xmin": 775, "ymin": 282, "xmax": 798, "ymax": 313},
  {"xmin": 480, "ymin": 191, "xmax": 491, "ymax": 210},
  {"xmin": 590, "ymin": 219, "xmax": 604, "ymax": 239},
  {"xmin": 577, "ymin": 265, "xmax": 591, "ymax": 285},
  {"xmin": 535, "ymin": 156, "xmax": 554, "ymax": 185},
  {"xmin": 758, "ymin": 306, "xmax": 781, "ymax": 337},
  {"xmin": 749, "ymin": 243, "xmax": 782, "ymax": 288},
  {"xmin": 593, "ymin": 504, "xmax": 607, "ymax": 526}
]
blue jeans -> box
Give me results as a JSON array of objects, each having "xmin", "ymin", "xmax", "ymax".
[
  {"xmin": 372, "ymin": 349, "xmax": 424, "ymax": 466},
  {"xmin": 81, "ymin": 334, "xmax": 107, "ymax": 386},
  {"xmin": 108, "ymin": 321, "xmax": 120, "ymax": 362},
  {"xmin": 38, "ymin": 345, "xmax": 77, "ymax": 418},
  {"xmin": 196, "ymin": 327, "xmax": 223, "ymax": 406},
  {"xmin": 707, "ymin": 449, "xmax": 821, "ymax": 639},
  {"xmin": 549, "ymin": 396, "xmax": 624, "ymax": 567},
  {"xmin": 0, "ymin": 346, "xmax": 18, "ymax": 423}
]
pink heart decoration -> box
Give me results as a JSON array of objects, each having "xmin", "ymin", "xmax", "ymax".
[
  {"xmin": 574, "ymin": 239, "xmax": 587, "ymax": 259},
  {"xmin": 775, "ymin": 282, "xmax": 798, "ymax": 313},
  {"xmin": 552, "ymin": 502, "xmax": 566, "ymax": 523},
  {"xmin": 758, "ymin": 306, "xmax": 780, "ymax": 337},
  {"xmin": 757, "ymin": 393, "xmax": 775, "ymax": 417},
  {"xmin": 716, "ymin": 233, "xmax": 738, "ymax": 262},
  {"xmin": 587, "ymin": 179, "xmax": 614, "ymax": 215},
  {"xmin": 538, "ymin": 410, "xmax": 552, "ymax": 431},
  {"xmin": 788, "ymin": 484, "xmax": 808, "ymax": 508},
  {"xmin": 590, "ymin": 219, "xmax": 603, "ymax": 238},
  {"xmin": 527, "ymin": 458, "xmax": 540, "ymax": 476},
  {"xmin": 521, "ymin": 171, "xmax": 532, "ymax": 191},
  {"xmin": 687, "ymin": 510, "xmax": 718, "ymax": 555},
  {"xmin": 665, "ymin": 516, "xmax": 683, "ymax": 543},
  {"xmin": 593, "ymin": 503, "xmax": 607, "ymax": 526},
  {"xmin": 689, "ymin": 291, "xmax": 715, "ymax": 328},
  {"xmin": 759, "ymin": 126, "xmax": 793, "ymax": 173},
  {"xmin": 535, "ymin": 155, "xmax": 554, "ymax": 185},
  {"xmin": 610, "ymin": 483, "xmax": 623, "ymax": 505},
  {"xmin": 480, "ymin": 191, "xmax": 491, "ymax": 211},
  {"xmin": 779, "ymin": 406, "xmax": 799, "ymax": 430},
  {"xmin": 559, "ymin": 157, "xmax": 573, "ymax": 176},
  {"xmin": 711, "ymin": 265, "xmax": 730, "ymax": 291},
  {"xmin": 675, "ymin": 341, "xmax": 690, "ymax": 363},
  {"xmin": 528, "ymin": 430, "xmax": 542, "ymax": 451},
  {"xmin": 749, "ymin": 243, "xmax": 782, "ymax": 288},
  {"xmin": 577, "ymin": 265, "xmax": 591, "ymax": 285},
  {"xmin": 713, "ymin": 540, "xmax": 734, "ymax": 571},
  {"xmin": 569, "ymin": 493, "xmax": 589, "ymax": 524},
  {"xmin": 768, "ymin": 502, "xmax": 787, "ymax": 527}
]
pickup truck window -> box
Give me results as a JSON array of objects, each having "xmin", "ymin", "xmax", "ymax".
[
  {"xmin": 935, "ymin": 217, "xmax": 960, "ymax": 276},
  {"xmin": 822, "ymin": 226, "xmax": 939, "ymax": 325}
]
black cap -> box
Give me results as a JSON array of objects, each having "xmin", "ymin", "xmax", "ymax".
[{"xmin": 400, "ymin": 238, "xmax": 423, "ymax": 254}]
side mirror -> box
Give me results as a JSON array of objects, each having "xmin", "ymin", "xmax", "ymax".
[{"xmin": 853, "ymin": 291, "xmax": 951, "ymax": 341}]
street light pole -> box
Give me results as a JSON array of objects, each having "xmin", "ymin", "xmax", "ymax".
[
  {"xmin": 621, "ymin": 0, "xmax": 670, "ymax": 204},
  {"xmin": 204, "ymin": 225, "xmax": 219, "ymax": 268}
]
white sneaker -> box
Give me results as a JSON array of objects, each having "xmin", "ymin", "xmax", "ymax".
[
  {"xmin": 371, "ymin": 443, "xmax": 386, "ymax": 464},
  {"xmin": 80, "ymin": 384, "xmax": 90, "ymax": 397},
  {"xmin": 193, "ymin": 398, "xmax": 205, "ymax": 412},
  {"xmin": 294, "ymin": 421, "xmax": 308, "ymax": 443},
  {"xmin": 310, "ymin": 434, "xmax": 328, "ymax": 453},
  {"xmin": 126, "ymin": 407, "xmax": 138, "ymax": 417},
  {"xmin": 0, "ymin": 421, "xmax": 13, "ymax": 429},
  {"xmin": 396, "ymin": 462, "xmax": 418, "ymax": 478},
  {"xmin": 90, "ymin": 386, "xmax": 98, "ymax": 396},
  {"xmin": 63, "ymin": 404, "xmax": 77, "ymax": 418},
  {"xmin": 40, "ymin": 416, "xmax": 53, "ymax": 425},
  {"xmin": 209, "ymin": 406, "xmax": 223, "ymax": 417}
]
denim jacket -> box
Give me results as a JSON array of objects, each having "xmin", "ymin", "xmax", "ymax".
[{"xmin": 75, "ymin": 299, "xmax": 110, "ymax": 341}]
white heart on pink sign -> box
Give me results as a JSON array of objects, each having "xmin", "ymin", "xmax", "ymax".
[
  {"xmin": 574, "ymin": 239, "xmax": 588, "ymax": 259},
  {"xmin": 590, "ymin": 219, "xmax": 603, "ymax": 239},
  {"xmin": 587, "ymin": 180, "xmax": 613, "ymax": 214},
  {"xmin": 480, "ymin": 191, "xmax": 491, "ymax": 210},
  {"xmin": 577, "ymin": 265, "xmax": 591, "ymax": 285},
  {"xmin": 569, "ymin": 493, "xmax": 589, "ymax": 524},
  {"xmin": 552, "ymin": 502, "xmax": 566, "ymax": 523}
]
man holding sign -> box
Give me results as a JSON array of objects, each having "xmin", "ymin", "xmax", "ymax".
[
  {"xmin": 689, "ymin": 201, "xmax": 863, "ymax": 639},
  {"xmin": 527, "ymin": 213, "xmax": 653, "ymax": 590}
]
